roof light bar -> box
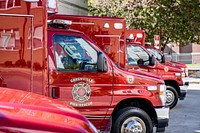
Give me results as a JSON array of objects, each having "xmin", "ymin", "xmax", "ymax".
[
  {"xmin": 52, "ymin": 19, "xmax": 72, "ymax": 25},
  {"xmin": 22, "ymin": 0, "xmax": 39, "ymax": 2}
]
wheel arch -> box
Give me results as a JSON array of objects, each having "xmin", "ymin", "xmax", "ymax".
[
  {"xmin": 112, "ymin": 98, "xmax": 158, "ymax": 126},
  {"xmin": 165, "ymin": 80, "xmax": 180, "ymax": 96}
]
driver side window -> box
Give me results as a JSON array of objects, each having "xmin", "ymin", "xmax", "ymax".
[
  {"xmin": 53, "ymin": 34, "xmax": 97, "ymax": 71},
  {"xmin": 147, "ymin": 48, "xmax": 162, "ymax": 63},
  {"xmin": 127, "ymin": 45, "xmax": 150, "ymax": 65}
]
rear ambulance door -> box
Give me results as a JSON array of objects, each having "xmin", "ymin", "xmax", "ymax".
[{"xmin": 0, "ymin": 14, "xmax": 33, "ymax": 92}]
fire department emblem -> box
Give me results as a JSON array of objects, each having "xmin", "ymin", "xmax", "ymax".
[
  {"xmin": 126, "ymin": 75, "xmax": 135, "ymax": 84},
  {"xmin": 164, "ymin": 67, "xmax": 169, "ymax": 72},
  {"xmin": 72, "ymin": 82, "xmax": 91, "ymax": 102}
]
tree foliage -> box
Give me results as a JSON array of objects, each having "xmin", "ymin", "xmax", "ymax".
[{"xmin": 88, "ymin": 0, "xmax": 200, "ymax": 49}]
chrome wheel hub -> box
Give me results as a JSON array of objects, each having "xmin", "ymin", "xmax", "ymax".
[
  {"xmin": 121, "ymin": 117, "xmax": 146, "ymax": 133},
  {"xmin": 166, "ymin": 89, "xmax": 175, "ymax": 106}
]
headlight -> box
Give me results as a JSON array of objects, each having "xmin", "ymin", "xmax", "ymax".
[
  {"xmin": 181, "ymin": 68, "xmax": 186, "ymax": 78},
  {"xmin": 175, "ymin": 72, "xmax": 185, "ymax": 78},
  {"xmin": 159, "ymin": 84, "xmax": 166, "ymax": 106},
  {"xmin": 181, "ymin": 72, "xmax": 186, "ymax": 78}
]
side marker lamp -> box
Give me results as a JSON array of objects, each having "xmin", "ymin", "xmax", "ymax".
[
  {"xmin": 136, "ymin": 33, "xmax": 143, "ymax": 38},
  {"xmin": 114, "ymin": 23, "xmax": 123, "ymax": 29},
  {"xmin": 147, "ymin": 86, "xmax": 157, "ymax": 91}
]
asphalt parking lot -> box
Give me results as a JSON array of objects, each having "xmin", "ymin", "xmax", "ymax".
[{"xmin": 164, "ymin": 82, "xmax": 200, "ymax": 133}]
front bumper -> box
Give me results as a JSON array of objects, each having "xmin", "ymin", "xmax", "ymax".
[
  {"xmin": 179, "ymin": 77, "xmax": 189, "ymax": 100},
  {"xmin": 155, "ymin": 107, "xmax": 170, "ymax": 132}
]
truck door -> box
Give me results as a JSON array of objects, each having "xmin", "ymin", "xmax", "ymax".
[{"xmin": 48, "ymin": 30, "xmax": 113, "ymax": 128}]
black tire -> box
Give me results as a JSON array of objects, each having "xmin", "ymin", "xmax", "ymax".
[
  {"xmin": 111, "ymin": 107, "xmax": 153, "ymax": 133},
  {"xmin": 166, "ymin": 85, "xmax": 178, "ymax": 109}
]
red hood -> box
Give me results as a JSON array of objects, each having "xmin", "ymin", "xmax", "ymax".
[
  {"xmin": 128, "ymin": 68, "xmax": 163, "ymax": 80},
  {"xmin": 166, "ymin": 60, "xmax": 187, "ymax": 68},
  {"xmin": 0, "ymin": 87, "xmax": 96, "ymax": 133},
  {"xmin": 156, "ymin": 60, "xmax": 182, "ymax": 72}
]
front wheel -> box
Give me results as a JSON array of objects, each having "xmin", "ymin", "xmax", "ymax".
[
  {"xmin": 166, "ymin": 85, "xmax": 178, "ymax": 109},
  {"xmin": 111, "ymin": 107, "xmax": 153, "ymax": 133}
]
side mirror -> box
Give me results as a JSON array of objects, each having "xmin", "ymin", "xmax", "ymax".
[
  {"xmin": 97, "ymin": 52, "xmax": 108, "ymax": 72},
  {"xmin": 149, "ymin": 55, "xmax": 155, "ymax": 66},
  {"xmin": 137, "ymin": 59, "xmax": 144, "ymax": 65},
  {"xmin": 161, "ymin": 55, "xmax": 166, "ymax": 63}
]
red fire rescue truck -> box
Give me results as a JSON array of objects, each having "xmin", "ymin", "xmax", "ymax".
[
  {"xmin": 58, "ymin": 15, "xmax": 187, "ymax": 109},
  {"xmin": 0, "ymin": 87, "xmax": 97, "ymax": 133},
  {"xmin": 126, "ymin": 29, "xmax": 188, "ymax": 109},
  {"xmin": 145, "ymin": 44, "xmax": 188, "ymax": 77},
  {"xmin": 0, "ymin": 1, "xmax": 169, "ymax": 132},
  {"xmin": 127, "ymin": 29, "xmax": 188, "ymax": 78}
]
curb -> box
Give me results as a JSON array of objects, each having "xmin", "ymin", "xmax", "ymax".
[
  {"xmin": 189, "ymin": 78, "xmax": 200, "ymax": 84},
  {"xmin": 189, "ymin": 81, "xmax": 200, "ymax": 84},
  {"xmin": 188, "ymin": 66, "xmax": 200, "ymax": 70},
  {"xmin": 187, "ymin": 77, "xmax": 200, "ymax": 90}
]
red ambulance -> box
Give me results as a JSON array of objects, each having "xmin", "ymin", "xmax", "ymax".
[
  {"xmin": 0, "ymin": 87, "xmax": 97, "ymax": 133},
  {"xmin": 0, "ymin": 1, "xmax": 169, "ymax": 132}
]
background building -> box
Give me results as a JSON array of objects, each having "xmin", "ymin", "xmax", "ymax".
[
  {"xmin": 164, "ymin": 43, "xmax": 200, "ymax": 64},
  {"xmin": 58, "ymin": 0, "xmax": 88, "ymax": 15}
]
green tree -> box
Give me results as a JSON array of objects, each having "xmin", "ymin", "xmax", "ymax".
[{"xmin": 88, "ymin": 0, "xmax": 200, "ymax": 50}]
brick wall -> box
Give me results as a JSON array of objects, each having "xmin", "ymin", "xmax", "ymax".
[
  {"xmin": 164, "ymin": 43, "xmax": 200, "ymax": 64},
  {"xmin": 164, "ymin": 43, "xmax": 200, "ymax": 54}
]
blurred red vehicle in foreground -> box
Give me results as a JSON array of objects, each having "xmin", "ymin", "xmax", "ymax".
[{"xmin": 0, "ymin": 87, "xmax": 97, "ymax": 133}]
